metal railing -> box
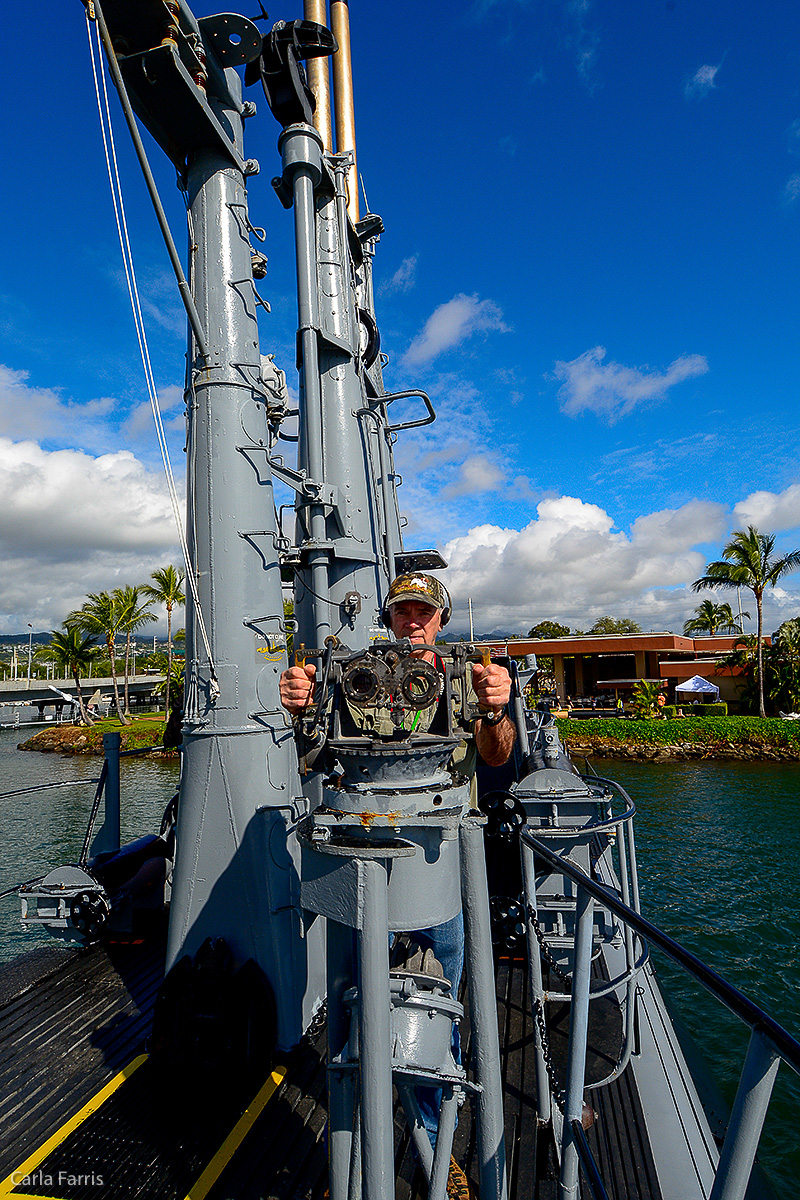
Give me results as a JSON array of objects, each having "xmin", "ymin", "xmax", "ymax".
[
  {"xmin": 522, "ymin": 827, "xmax": 800, "ymax": 1200},
  {"xmin": 520, "ymin": 772, "xmax": 649, "ymax": 1132},
  {"xmin": 1, "ymin": 733, "xmax": 162, "ymax": 901}
]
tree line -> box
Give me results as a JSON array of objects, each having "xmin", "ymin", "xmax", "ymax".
[{"xmin": 31, "ymin": 566, "xmax": 185, "ymax": 726}]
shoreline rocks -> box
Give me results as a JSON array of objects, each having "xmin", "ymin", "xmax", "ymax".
[
  {"xmin": 17, "ymin": 724, "xmax": 175, "ymax": 757},
  {"xmin": 18, "ymin": 724, "xmax": 798, "ymax": 764},
  {"xmin": 565, "ymin": 739, "xmax": 800, "ymax": 763}
]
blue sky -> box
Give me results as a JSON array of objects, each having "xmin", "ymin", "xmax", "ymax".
[{"xmin": 2, "ymin": 0, "xmax": 800, "ymax": 636}]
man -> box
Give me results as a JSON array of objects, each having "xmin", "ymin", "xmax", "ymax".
[
  {"xmin": 281, "ymin": 573, "xmax": 515, "ymax": 1193},
  {"xmin": 280, "ymin": 572, "xmax": 515, "ymax": 765}
]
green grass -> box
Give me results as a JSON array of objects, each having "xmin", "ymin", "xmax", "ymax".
[
  {"xmin": 555, "ymin": 715, "xmax": 800, "ymax": 751},
  {"xmin": 78, "ymin": 713, "xmax": 168, "ymax": 752}
]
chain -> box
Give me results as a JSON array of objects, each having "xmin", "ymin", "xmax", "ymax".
[
  {"xmin": 533, "ymin": 996, "xmax": 566, "ymax": 1113},
  {"xmin": 527, "ymin": 904, "xmax": 572, "ymax": 989}
]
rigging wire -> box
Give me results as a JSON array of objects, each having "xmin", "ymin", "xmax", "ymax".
[{"xmin": 85, "ymin": 12, "xmax": 219, "ymax": 698}]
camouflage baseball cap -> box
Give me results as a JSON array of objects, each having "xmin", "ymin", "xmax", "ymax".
[{"xmin": 385, "ymin": 572, "xmax": 449, "ymax": 612}]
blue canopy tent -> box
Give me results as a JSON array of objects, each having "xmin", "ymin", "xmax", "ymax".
[{"xmin": 675, "ymin": 674, "xmax": 720, "ymax": 700}]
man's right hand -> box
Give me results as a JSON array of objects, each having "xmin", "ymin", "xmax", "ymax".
[{"xmin": 280, "ymin": 663, "xmax": 317, "ymax": 713}]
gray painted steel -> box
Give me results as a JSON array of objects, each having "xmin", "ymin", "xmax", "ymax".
[
  {"xmin": 91, "ymin": 732, "xmax": 121, "ymax": 857},
  {"xmin": 277, "ymin": 123, "xmax": 402, "ymax": 649},
  {"xmin": 461, "ymin": 818, "xmax": 509, "ymax": 1200},
  {"xmin": 168, "ymin": 101, "xmax": 325, "ymax": 1045},
  {"xmin": 559, "ymin": 887, "xmax": 595, "ymax": 1199},
  {"xmin": 356, "ymin": 859, "xmax": 394, "ymax": 1200},
  {"xmin": 709, "ymin": 1032, "xmax": 780, "ymax": 1200},
  {"xmin": 94, "ymin": 16, "xmax": 328, "ymax": 1048}
]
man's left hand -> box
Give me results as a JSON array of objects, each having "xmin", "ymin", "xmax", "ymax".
[{"xmin": 471, "ymin": 661, "xmax": 512, "ymax": 714}]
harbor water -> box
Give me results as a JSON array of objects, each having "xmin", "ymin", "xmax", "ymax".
[
  {"xmin": 0, "ymin": 725, "xmax": 179, "ymax": 965},
  {"xmin": 602, "ymin": 757, "xmax": 800, "ymax": 1200},
  {"xmin": 0, "ymin": 728, "xmax": 797, "ymax": 1195}
]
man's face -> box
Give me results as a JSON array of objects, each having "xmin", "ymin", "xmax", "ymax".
[{"xmin": 388, "ymin": 599, "xmax": 442, "ymax": 650}]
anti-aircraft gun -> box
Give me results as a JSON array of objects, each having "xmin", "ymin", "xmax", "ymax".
[{"xmin": 270, "ymin": 630, "xmax": 510, "ymax": 1200}]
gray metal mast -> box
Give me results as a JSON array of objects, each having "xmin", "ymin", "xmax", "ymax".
[
  {"xmin": 277, "ymin": 127, "xmax": 397, "ymax": 650},
  {"xmin": 94, "ymin": 0, "xmax": 325, "ymax": 1050},
  {"xmin": 265, "ymin": 2, "xmax": 409, "ymax": 654}
]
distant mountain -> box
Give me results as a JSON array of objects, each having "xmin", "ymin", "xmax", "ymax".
[{"xmin": 442, "ymin": 628, "xmax": 524, "ymax": 643}]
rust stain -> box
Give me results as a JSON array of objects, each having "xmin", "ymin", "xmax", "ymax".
[{"xmin": 358, "ymin": 811, "xmax": 401, "ymax": 828}]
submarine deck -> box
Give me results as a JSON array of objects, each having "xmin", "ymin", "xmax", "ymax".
[{"xmin": 0, "ymin": 933, "xmax": 665, "ymax": 1200}]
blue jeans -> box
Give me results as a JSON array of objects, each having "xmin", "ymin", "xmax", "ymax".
[{"xmin": 413, "ymin": 911, "xmax": 464, "ymax": 1148}]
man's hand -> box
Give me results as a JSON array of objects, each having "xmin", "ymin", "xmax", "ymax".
[
  {"xmin": 472, "ymin": 661, "xmax": 515, "ymax": 766},
  {"xmin": 471, "ymin": 661, "xmax": 512, "ymax": 713},
  {"xmin": 280, "ymin": 663, "xmax": 317, "ymax": 713}
]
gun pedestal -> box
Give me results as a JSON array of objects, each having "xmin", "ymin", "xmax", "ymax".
[
  {"xmin": 300, "ymin": 739, "xmax": 468, "ymax": 1200},
  {"xmin": 300, "ymin": 735, "xmax": 506, "ymax": 1200}
]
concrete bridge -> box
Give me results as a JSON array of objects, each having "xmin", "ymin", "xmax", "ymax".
[{"xmin": 0, "ymin": 675, "xmax": 166, "ymax": 720}]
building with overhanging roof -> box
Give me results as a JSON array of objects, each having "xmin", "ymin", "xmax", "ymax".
[{"xmin": 488, "ymin": 633, "xmax": 761, "ymax": 711}]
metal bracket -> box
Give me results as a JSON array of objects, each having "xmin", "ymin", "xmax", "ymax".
[
  {"xmin": 266, "ymin": 456, "xmax": 339, "ymax": 509},
  {"xmin": 117, "ymin": 43, "xmax": 248, "ymax": 174}
]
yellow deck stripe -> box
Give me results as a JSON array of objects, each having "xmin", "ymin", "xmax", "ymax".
[
  {"xmin": 0, "ymin": 1056, "xmax": 286, "ymax": 1200},
  {"xmin": 183, "ymin": 1064, "xmax": 288, "ymax": 1200},
  {"xmin": 0, "ymin": 1054, "xmax": 148, "ymax": 1198}
]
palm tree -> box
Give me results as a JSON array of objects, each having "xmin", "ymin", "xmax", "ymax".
[
  {"xmin": 683, "ymin": 599, "xmax": 750, "ymax": 637},
  {"xmin": 35, "ymin": 628, "xmax": 98, "ymax": 725},
  {"xmin": 720, "ymin": 635, "xmax": 759, "ymax": 714},
  {"xmin": 693, "ymin": 526, "xmax": 800, "ymax": 717},
  {"xmin": 113, "ymin": 585, "xmax": 157, "ymax": 715},
  {"xmin": 766, "ymin": 620, "xmax": 800, "ymax": 714},
  {"xmin": 630, "ymin": 679, "xmax": 666, "ymax": 719},
  {"xmin": 67, "ymin": 591, "xmax": 129, "ymax": 725},
  {"xmin": 142, "ymin": 566, "xmax": 186, "ymax": 714}
]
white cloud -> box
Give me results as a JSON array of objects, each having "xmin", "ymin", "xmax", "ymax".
[
  {"xmin": 0, "ymin": 363, "xmax": 187, "ymax": 464},
  {"xmin": 566, "ymin": 0, "xmax": 600, "ymax": 87},
  {"xmin": 416, "ymin": 441, "xmax": 473, "ymax": 471},
  {"xmin": 0, "ymin": 438, "xmax": 181, "ymax": 633},
  {"xmin": 733, "ymin": 484, "xmax": 800, "ymax": 531},
  {"xmin": 552, "ymin": 345, "xmax": 709, "ymax": 423},
  {"xmin": 380, "ymin": 255, "xmax": 417, "ymax": 296},
  {"xmin": 109, "ymin": 263, "xmax": 185, "ymax": 341},
  {"xmin": 124, "ymin": 384, "xmax": 185, "ymax": 440},
  {"xmin": 782, "ymin": 174, "xmax": 800, "ymax": 205},
  {"xmin": 439, "ymin": 496, "xmax": 730, "ymax": 633},
  {"xmin": 402, "ymin": 294, "xmax": 509, "ymax": 367},
  {"xmin": 442, "ymin": 455, "xmax": 506, "ymax": 498},
  {"xmin": 598, "ymin": 431, "xmax": 720, "ymax": 480},
  {"xmin": 388, "ymin": 373, "xmax": 514, "ymax": 539},
  {"xmin": 0, "ymin": 365, "xmax": 116, "ymax": 449},
  {"xmin": 685, "ymin": 63, "xmax": 720, "ymax": 99}
]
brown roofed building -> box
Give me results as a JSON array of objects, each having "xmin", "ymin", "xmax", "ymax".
[{"xmin": 488, "ymin": 633, "xmax": 762, "ymax": 711}]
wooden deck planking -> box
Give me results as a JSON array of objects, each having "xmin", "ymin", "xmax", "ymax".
[{"xmin": 0, "ymin": 934, "xmax": 668, "ymax": 1200}]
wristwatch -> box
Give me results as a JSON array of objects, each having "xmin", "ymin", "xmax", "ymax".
[{"xmin": 481, "ymin": 706, "xmax": 506, "ymax": 726}]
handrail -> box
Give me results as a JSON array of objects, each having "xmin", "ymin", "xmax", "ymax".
[
  {"xmin": 521, "ymin": 827, "xmax": 800, "ymax": 1075},
  {"xmin": 524, "ymin": 828, "xmax": 800, "ymax": 1200},
  {"xmin": 570, "ymin": 1120, "xmax": 611, "ymax": 1200},
  {"xmin": 381, "ymin": 388, "xmax": 436, "ymax": 432}
]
